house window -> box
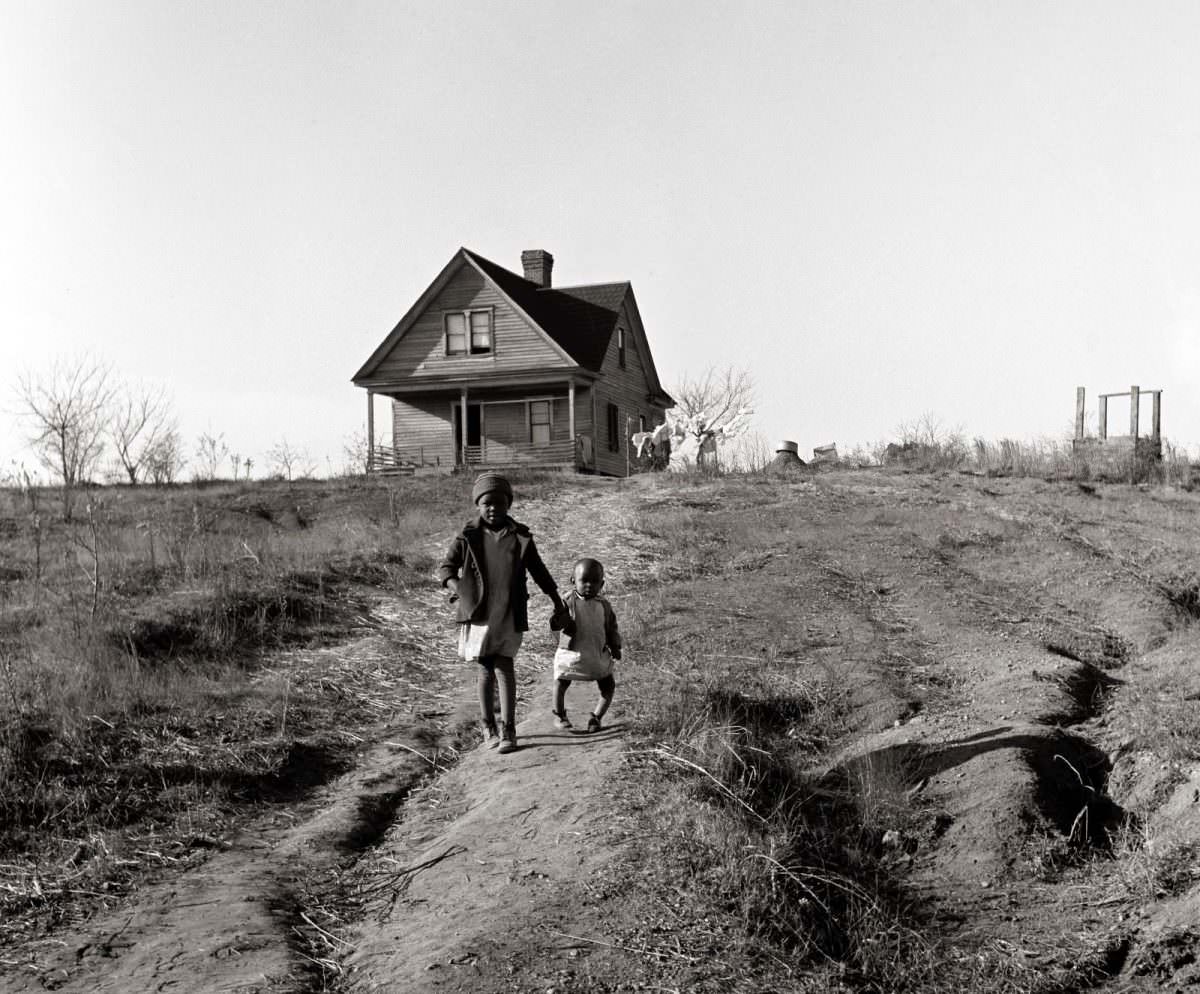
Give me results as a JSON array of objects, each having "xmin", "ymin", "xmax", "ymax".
[
  {"xmin": 445, "ymin": 310, "xmax": 492, "ymax": 356},
  {"xmin": 529, "ymin": 400, "xmax": 551, "ymax": 445},
  {"xmin": 607, "ymin": 403, "xmax": 620, "ymax": 452},
  {"xmin": 617, "ymin": 327, "xmax": 626, "ymax": 368}
]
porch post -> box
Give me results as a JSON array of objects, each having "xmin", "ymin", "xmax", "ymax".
[
  {"xmin": 460, "ymin": 386, "xmax": 469, "ymax": 466},
  {"xmin": 367, "ymin": 389, "xmax": 375, "ymax": 474},
  {"xmin": 568, "ymin": 379, "xmax": 576, "ymax": 452}
]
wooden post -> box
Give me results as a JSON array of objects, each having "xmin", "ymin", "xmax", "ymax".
[
  {"xmin": 1075, "ymin": 387, "xmax": 1085, "ymax": 440},
  {"xmin": 367, "ymin": 389, "xmax": 375, "ymax": 474},
  {"xmin": 460, "ymin": 387, "xmax": 468, "ymax": 466},
  {"xmin": 625, "ymin": 416, "xmax": 632, "ymax": 477},
  {"xmin": 1152, "ymin": 391, "xmax": 1161, "ymax": 440},
  {"xmin": 568, "ymin": 380, "xmax": 576, "ymax": 454},
  {"xmin": 1099, "ymin": 395, "xmax": 1108, "ymax": 440},
  {"xmin": 1130, "ymin": 385, "xmax": 1140, "ymax": 439}
]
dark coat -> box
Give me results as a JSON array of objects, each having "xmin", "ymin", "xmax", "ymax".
[
  {"xmin": 550, "ymin": 589, "xmax": 622, "ymax": 653},
  {"xmin": 436, "ymin": 519, "xmax": 559, "ymax": 632}
]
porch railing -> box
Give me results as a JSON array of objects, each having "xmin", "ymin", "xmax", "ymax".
[
  {"xmin": 460, "ymin": 438, "xmax": 578, "ymax": 467},
  {"xmin": 372, "ymin": 437, "xmax": 592, "ymax": 473},
  {"xmin": 370, "ymin": 444, "xmax": 440, "ymax": 474}
]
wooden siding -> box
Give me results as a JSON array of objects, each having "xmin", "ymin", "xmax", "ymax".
[
  {"xmin": 369, "ymin": 262, "xmax": 572, "ymax": 383},
  {"xmin": 590, "ymin": 299, "xmax": 669, "ymax": 476},
  {"xmin": 390, "ymin": 394, "xmax": 457, "ymax": 469}
]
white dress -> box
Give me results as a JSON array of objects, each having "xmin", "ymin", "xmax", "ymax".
[{"xmin": 553, "ymin": 596, "xmax": 613, "ymax": 681}]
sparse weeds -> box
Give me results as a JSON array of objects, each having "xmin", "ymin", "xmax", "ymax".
[
  {"xmin": 1107, "ymin": 820, "xmax": 1200, "ymax": 904},
  {"xmin": 873, "ymin": 417, "xmax": 1197, "ymax": 489},
  {"xmin": 0, "ymin": 475, "xmax": 459, "ymax": 935},
  {"xmin": 624, "ymin": 618, "xmax": 941, "ymax": 989}
]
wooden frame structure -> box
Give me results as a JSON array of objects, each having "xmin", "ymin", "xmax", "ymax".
[{"xmin": 1074, "ymin": 385, "xmax": 1162, "ymax": 456}]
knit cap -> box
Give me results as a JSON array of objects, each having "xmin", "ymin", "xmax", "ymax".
[{"xmin": 471, "ymin": 472, "xmax": 513, "ymax": 504}]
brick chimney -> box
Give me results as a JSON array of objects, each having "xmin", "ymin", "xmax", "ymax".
[{"xmin": 521, "ymin": 249, "xmax": 553, "ymax": 288}]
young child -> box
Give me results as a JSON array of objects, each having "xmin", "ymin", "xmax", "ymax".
[
  {"xmin": 437, "ymin": 473, "xmax": 565, "ymax": 754},
  {"xmin": 550, "ymin": 557, "xmax": 622, "ymax": 733}
]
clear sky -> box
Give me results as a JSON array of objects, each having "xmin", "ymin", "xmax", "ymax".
[{"xmin": 4, "ymin": 1, "xmax": 1199, "ymax": 478}]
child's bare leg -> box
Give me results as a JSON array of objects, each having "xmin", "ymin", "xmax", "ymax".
[
  {"xmin": 476, "ymin": 660, "xmax": 497, "ymax": 732},
  {"xmin": 492, "ymin": 655, "xmax": 517, "ymax": 728},
  {"xmin": 553, "ymin": 678, "xmax": 570, "ymax": 716},
  {"xmin": 593, "ymin": 675, "xmax": 616, "ymax": 720}
]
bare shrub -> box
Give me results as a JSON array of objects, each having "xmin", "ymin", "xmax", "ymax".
[
  {"xmin": 720, "ymin": 430, "xmax": 772, "ymax": 474},
  {"xmin": 882, "ymin": 414, "xmax": 968, "ymax": 471},
  {"xmin": 268, "ymin": 438, "xmax": 316, "ymax": 482},
  {"xmin": 341, "ymin": 427, "xmax": 372, "ymax": 477},
  {"xmin": 1163, "ymin": 441, "xmax": 1195, "ymax": 489},
  {"xmin": 194, "ymin": 431, "xmax": 230, "ymax": 482}
]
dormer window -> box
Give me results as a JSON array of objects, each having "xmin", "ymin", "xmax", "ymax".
[
  {"xmin": 617, "ymin": 327, "xmax": 626, "ymax": 368},
  {"xmin": 445, "ymin": 310, "xmax": 492, "ymax": 356}
]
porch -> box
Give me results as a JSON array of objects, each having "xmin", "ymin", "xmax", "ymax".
[
  {"xmin": 369, "ymin": 436, "xmax": 592, "ymax": 475},
  {"xmin": 365, "ymin": 377, "xmax": 597, "ymax": 475}
]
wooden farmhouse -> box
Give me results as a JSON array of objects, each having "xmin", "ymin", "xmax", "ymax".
[{"xmin": 352, "ymin": 248, "xmax": 675, "ymax": 476}]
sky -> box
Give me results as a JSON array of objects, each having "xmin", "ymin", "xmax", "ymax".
[{"xmin": 3, "ymin": 0, "xmax": 1200, "ymax": 480}]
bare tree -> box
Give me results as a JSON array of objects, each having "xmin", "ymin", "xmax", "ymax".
[
  {"xmin": 667, "ymin": 366, "xmax": 755, "ymax": 468},
  {"xmin": 194, "ymin": 431, "xmax": 229, "ymax": 482},
  {"xmin": 15, "ymin": 355, "xmax": 115, "ymax": 519},
  {"xmin": 268, "ymin": 438, "xmax": 315, "ymax": 482},
  {"xmin": 145, "ymin": 429, "xmax": 186, "ymax": 485},
  {"xmin": 110, "ymin": 380, "xmax": 175, "ymax": 484}
]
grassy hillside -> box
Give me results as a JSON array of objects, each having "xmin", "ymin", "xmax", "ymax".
[{"xmin": 3, "ymin": 468, "xmax": 1200, "ymax": 991}]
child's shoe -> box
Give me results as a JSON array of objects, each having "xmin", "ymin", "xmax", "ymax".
[
  {"xmin": 498, "ymin": 723, "xmax": 518, "ymax": 754},
  {"xmin": 553, "ymin": 710, "xmax": 572, "ymax": 730},
  {"xmin": 483, "ymin": 723, "xmax": 501, "ymax": 749},
  {"xmin": 586, "ymin": 714, "xmax": 602, "ymax": 734}
]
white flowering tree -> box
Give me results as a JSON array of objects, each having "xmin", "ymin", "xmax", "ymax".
[{"xmin": 665, "ymin": 366, "xmax": 755, "ymax": 470}]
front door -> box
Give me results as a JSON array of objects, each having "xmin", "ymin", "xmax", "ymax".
[{"xmin": 453, "ymin": 403, "xmax": 482, "ymax": 464}]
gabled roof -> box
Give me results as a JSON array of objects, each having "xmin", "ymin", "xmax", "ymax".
[
  {"xmin": 461, "ymin": 249, "xmax": 625, "ymax": 372},
  {"xmin": 354, "ymin": 247, "xmax": 673, "ymax": 406}
]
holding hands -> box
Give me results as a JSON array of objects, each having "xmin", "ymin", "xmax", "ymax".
[{"xmin": 550, "ymin": 602, "xmax": 575, "ymax": 635}]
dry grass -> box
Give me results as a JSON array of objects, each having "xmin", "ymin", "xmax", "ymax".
[
  {"xmin": 5, "ymin": 467, "xmax": 1197, "ymax": 989},
  {"xmin": 607, "ymin": 484, "xmax": 950, "ymax": 990},
  {"xmin": 0, "ymin": 473, "xmax": 495, "ymax": 934}
]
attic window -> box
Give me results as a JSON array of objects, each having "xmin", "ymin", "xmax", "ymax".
[
  {"xmin": 445, "ymin": 310, "xmax": 492, "ymax": 356},
  {"xmin": 617, "ymin": 327, "xmax": 626, "ymax": 368}
]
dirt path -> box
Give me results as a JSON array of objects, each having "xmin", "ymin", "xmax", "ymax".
[{"xmin": 2, "ymin": 480, "xmax": 647, "ymax": 993}]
